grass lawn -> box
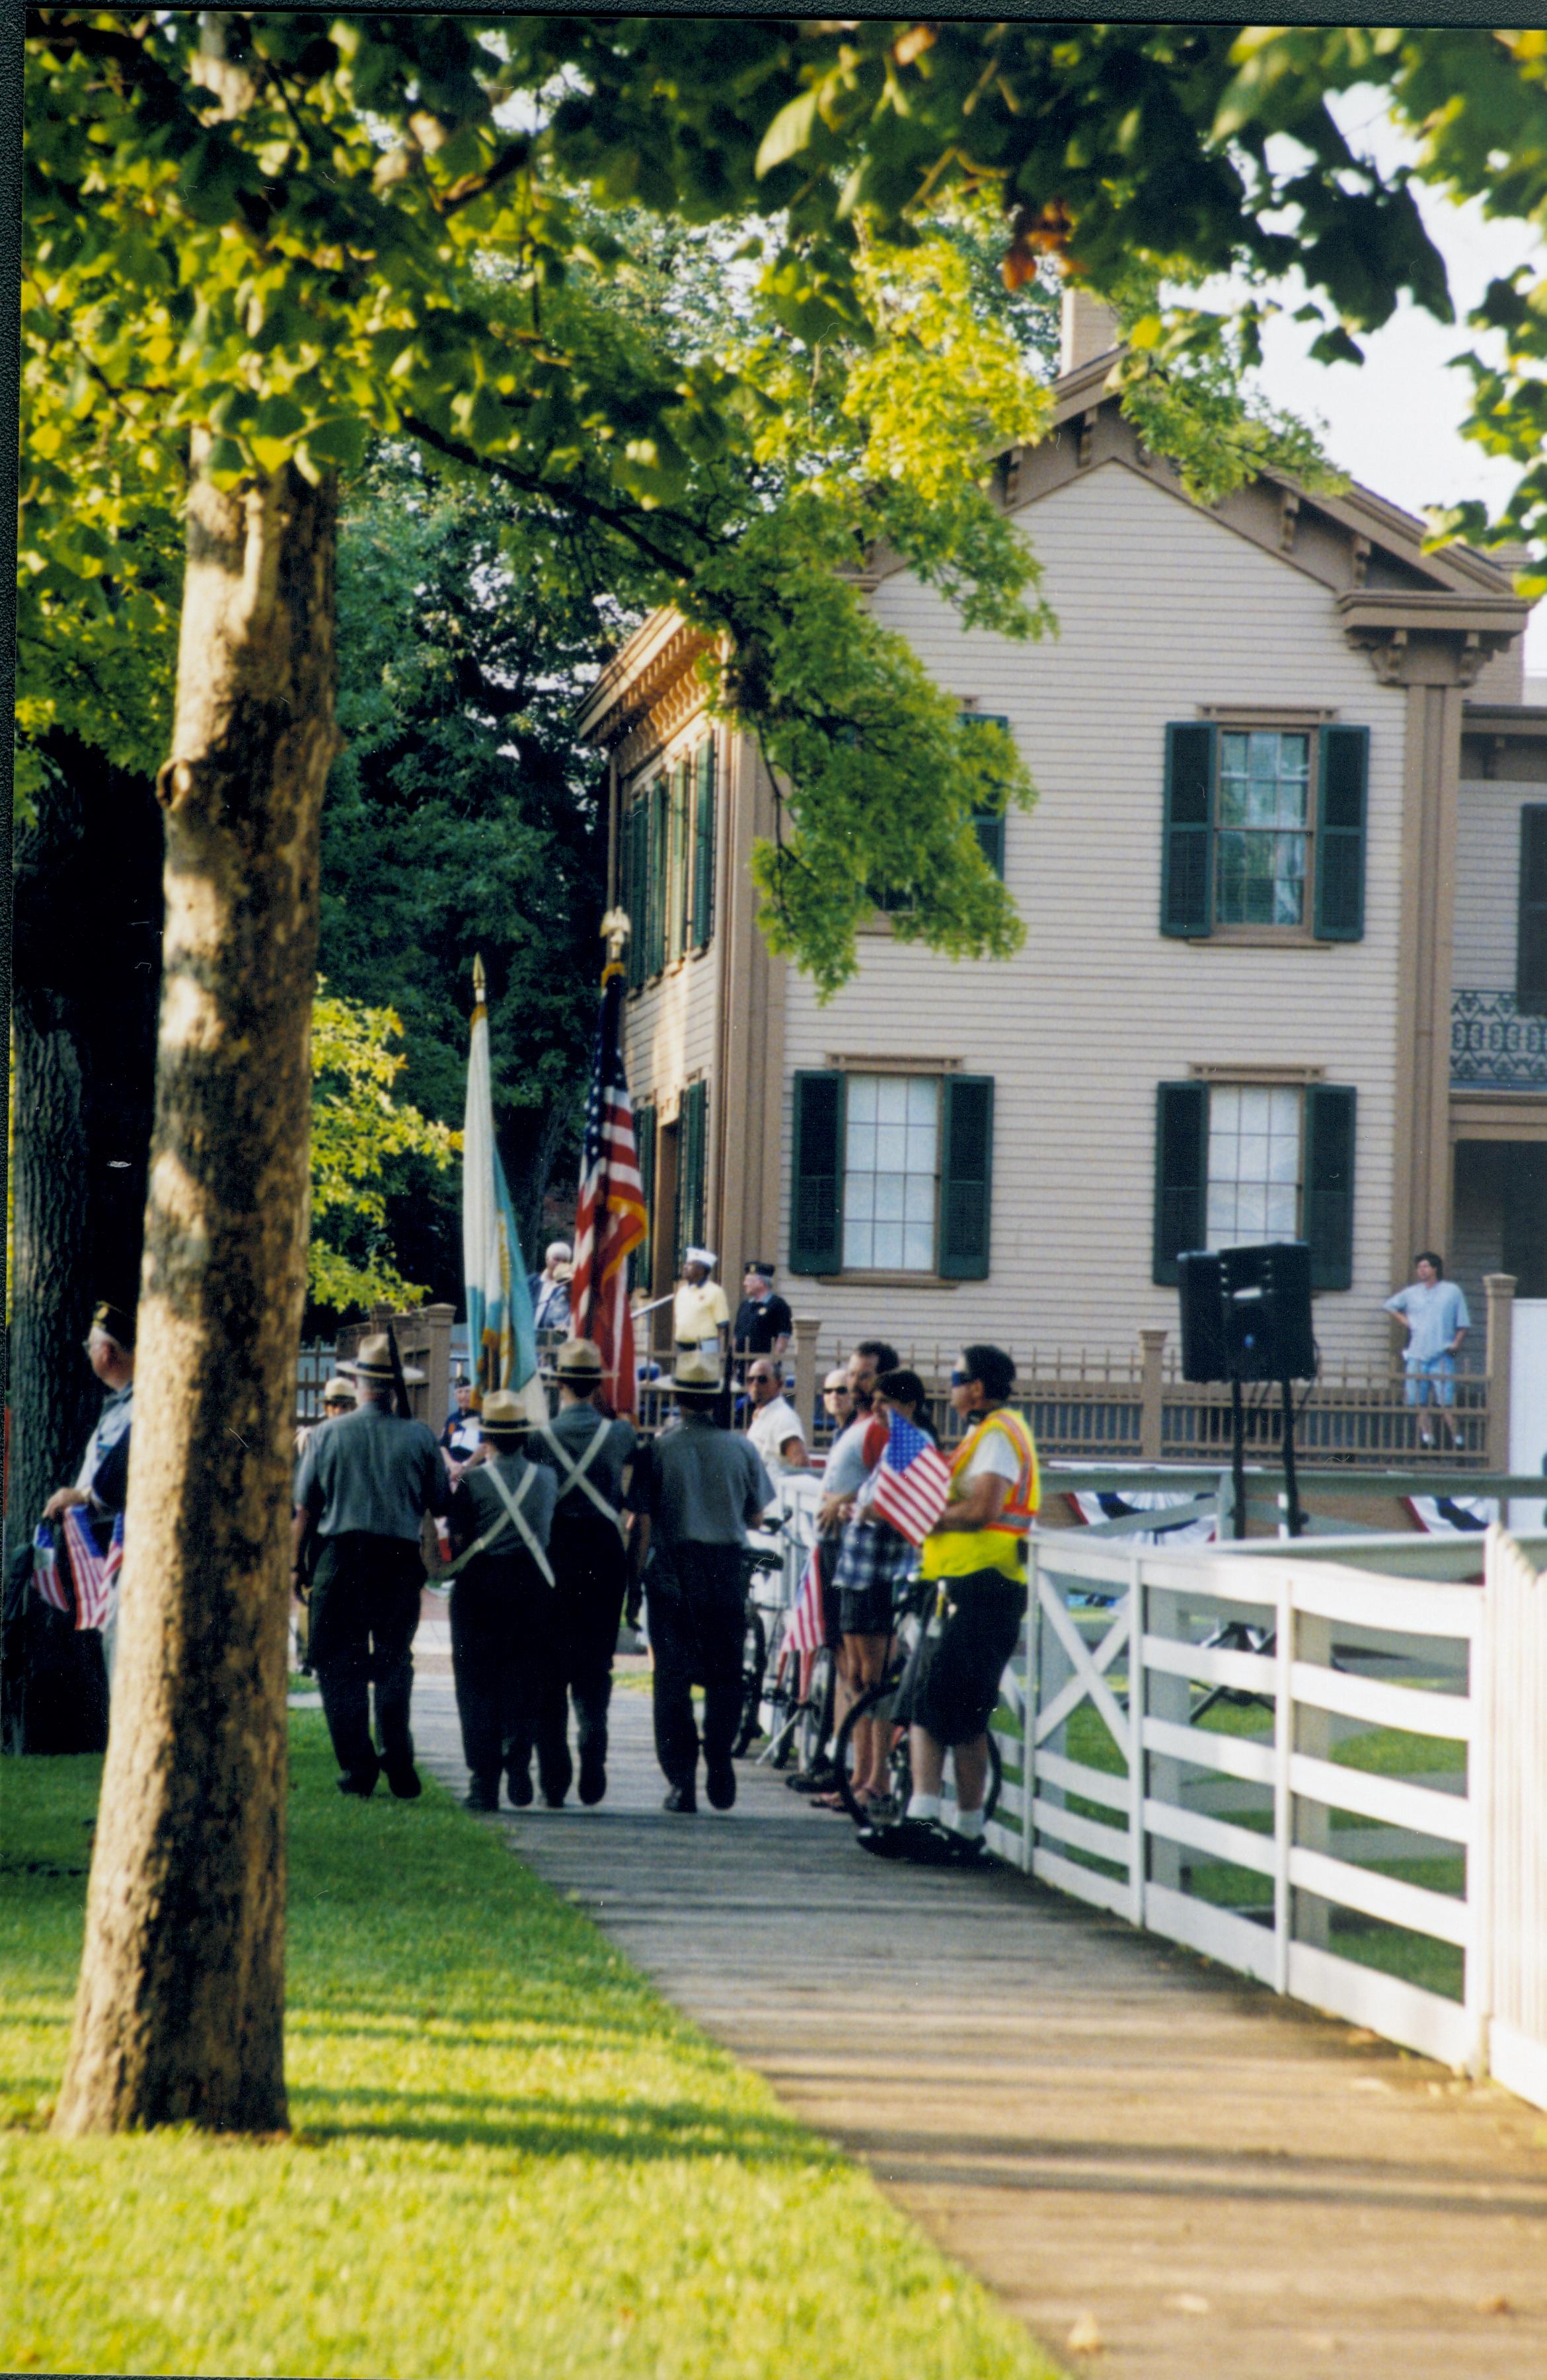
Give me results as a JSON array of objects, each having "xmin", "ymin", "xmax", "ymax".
[{"xmin": 0, "ymin": 1717, "xmax": 1059, "ymax": 2380}]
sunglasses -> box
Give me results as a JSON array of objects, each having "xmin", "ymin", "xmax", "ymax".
[{"xmin": 950, "ymin": 1368, "xmax": 970, "ymax": 1388}]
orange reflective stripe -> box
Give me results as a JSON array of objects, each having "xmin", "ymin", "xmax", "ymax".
[{"xmin": 950, "ymin": 1406, "xmax": 1040, "ymax": 1530}]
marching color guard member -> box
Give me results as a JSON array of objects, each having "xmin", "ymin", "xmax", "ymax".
[
  {"xmin": 626, "ymin": 1351, "xmax": 773, "ymax": 1814},
  {"xmin": 292, "ymin": 1333, "xmax": 448, "ymax": 1799},
  {"xmin": 531, "ymin": 1338, "xmax": 637, "ymax": 1806},
  {"xmin": 444, "ymin": 1389, "xmax": 559, "ymax": 1812}
]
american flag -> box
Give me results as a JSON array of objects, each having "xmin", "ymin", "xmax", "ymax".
[
  {"xmin": 32, "ymin": 1522, "xmax": 69, "ymax": 1615},
  {"xmin": 783, "ymin": 1539, "xmax": 827, "ymax": 1656},
  {"xmin": 63, "ymin": 1506, "xmax": 124, "ymax": 1631},
  {"xmin": 868, "ymin": 1410, "xmax": 953, "ymax": 1547},
  {"xmin": 570, "ymin": 972, "xmax": 647, "ymax": 1415}
]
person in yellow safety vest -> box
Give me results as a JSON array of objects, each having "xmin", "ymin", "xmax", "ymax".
[{"xmin": 858, "ymin": 1342, "xmax": 1038, "ymax": 1866}]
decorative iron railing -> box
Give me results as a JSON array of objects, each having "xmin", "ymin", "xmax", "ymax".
[{"xmin": 1452, "ymin": 987, "xmax": 1547, "ymax": 1091}]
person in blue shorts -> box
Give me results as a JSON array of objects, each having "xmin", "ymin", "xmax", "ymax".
[{"xmin": 1384, "ymin": 1252, "xmax": 1470, "ymax": 1450}]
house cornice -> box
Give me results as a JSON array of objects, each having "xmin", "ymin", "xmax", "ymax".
[{"xmin": 575, "ymin": 608, "xmax": 709, "ymax": 747}]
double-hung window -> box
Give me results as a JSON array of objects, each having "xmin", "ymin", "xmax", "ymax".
[
  {"xmin": 619, "ymin": 731, "xmax": 717, "ymax": 986},
  {"xmin": 1161, "ymin": 720, "xmax": 1369, "ymax": 942},
  {"xmin": 1154, "ymin": 1079, "xmax": 1355, "ymax": 1289},
  {"xmin": 791, "ymin": 1070, "xmax": 994, "ymax": 1278}
]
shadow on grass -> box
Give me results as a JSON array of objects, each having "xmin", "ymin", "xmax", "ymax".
[{"xmin": 289, "ymin": 2082, "xmax": 841, "ymax": 2169}]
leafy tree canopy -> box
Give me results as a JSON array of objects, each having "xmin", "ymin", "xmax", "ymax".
[
  {"xmin": 747, "ymin": 21, "xmax": 1547, "ymax": 575},
  {"xmin": 309, "ymin": 985, "xmax": 457, "ymax": 1317},
  {"xmin": 22, "ymin": 11, "xmax": 1334, "ymax": 997}
]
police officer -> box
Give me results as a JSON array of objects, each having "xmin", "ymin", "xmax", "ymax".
[
  {"xmin": 444, "ymin": 1389, "xmax": 559, "ymax": 1812},
  {"xmin": 292, "ymin": 1333, "xmax": 449, "ymax": 1799},
  {"xmin": 626, "ymin": 1350, "xmax": 773, "ymax": 1814},
  {"xmin": 531, "ymin": 1339, "xmax": 636, "ymax": 1807}
]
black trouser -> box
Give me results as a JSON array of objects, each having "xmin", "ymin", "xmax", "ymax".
[
  {"xmin": 548, "ymin": 1516, "xmax": 628, "ymax": 1775},
  {"xmin": 309, "ymin": 1533, "xmax": 424, "ymax": 1778},
  {"xmin": 646, "ymin": 1543, "xmax": 745, "ymax": 1791},
  {"xmin": 449, "ymin": 1551, "xmax": 565, "ymax": 1798}
]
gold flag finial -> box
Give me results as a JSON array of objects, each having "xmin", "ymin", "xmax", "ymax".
[
  {"xmin": 601, "ymin": 909, "xmax": 630, "ymax": 976},
  {"xmin": 472, "ymin": 952, "xmax": 487, "ymax": 1018}
]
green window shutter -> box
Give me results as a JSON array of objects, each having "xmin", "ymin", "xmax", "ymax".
[
  {"xmin": 1160, "ymin": 722, "xmax": 1215, "ymax": 937},
  {"xmin": 693, "ymin": 736, "xmax": 716, "ymax": 948},
  {"xmin": 1303, "ymin": 1083, "xmax": 1356, "ymax": 1291},
  {"xmin": 648, "ymin": 777, "xmax": 668, "ymax": 977},
  {"xmin": 962, "ymin": 712, "xmax": 1009, "ymax": 879},
  {"xmin": 790, "ymin": 1071, "xmax": 845, "ymax": 1274},
  {"xmin": 1315, "ymin": 724, "xmax": 1369, "ymax": 941},
  {"xmin": 633, "ymin": 1102, "xmax": 656, "ymax": 1294},
  {"xmin": 1153, "ymin": 1081, "xmax": 1208, "ymax": 1285},
  {"xmin": 671, "ymin": 760, "xmax": 691, "ymax": 961},
  {"xmin": 624, "ymin": 800, "xmax": 642, "ymax": 988},
  {"xmin": 675, "ymin": 1080, "xmax": 707, "ymax": 1268},
  {"xmin": 1517, "ymin": 806, "xmax": 1547, "ymax": 1015},
  {"xmin": 939, "ymin": 1075, "xmax": 994, "ymax": 1278}
]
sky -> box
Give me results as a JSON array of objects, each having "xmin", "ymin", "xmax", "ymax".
[{"xmin": 1214, "ymin": 91, "xmax": 1546, "ymax": 679}]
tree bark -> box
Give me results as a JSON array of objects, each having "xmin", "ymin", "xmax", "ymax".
[
  {"xmin": 6, "ymin": 753, "xmax": 162, "ymax": 1751},
  {"xmin": 52, "ymin": 447, "xmax": 339, "ymax": 2135}
]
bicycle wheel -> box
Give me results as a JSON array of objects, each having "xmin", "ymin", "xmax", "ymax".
[
  {"xmin": 793, "ymin": 1646, "xmax": 835, "ymax": 1778},
  {"xmin": 732, "ymin": 1602, "xmax": 767, "ymax": 1757}
]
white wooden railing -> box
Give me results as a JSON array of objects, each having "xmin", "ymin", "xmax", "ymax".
[{"xmin": 988, "ymin": 1524, "xmax": 1547, "ymax": 2104}]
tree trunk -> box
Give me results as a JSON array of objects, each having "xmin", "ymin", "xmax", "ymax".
[
  {"xmin": 52, "ymin": 448, "xmax": 339, "ymax": 2135},
  {"xmin": 5, "ymin": 986, "xmax": 106, "ymax": 1754}
]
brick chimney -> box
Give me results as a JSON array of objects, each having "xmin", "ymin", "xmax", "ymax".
[{"xmin": 1059, "ymin": 287, "xmax": 1121, "ymax": 377}]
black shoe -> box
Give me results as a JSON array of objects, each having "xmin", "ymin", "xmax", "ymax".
[
  {"xmin": 855, "ymin": 1818, "xmax": 914, "ymax": 1858},
  {"xmin": 543, "ymin": 1791, "xmax": 568, "ymax": 1810},
  {"xmin": 337, "ymin": 1761, "xmax": 379, "ymax": 1798},
  {"xmin": 385, "ymin": 1761, "xmax": 422, "ymax": 1800},
  {"xmin": 463, "ymin": 1779, "xmax": 499, "ymax": 1812},
  {"xmin": 662, "ymin": 1785, "xmax": 697, "ymax": 1814},
  {"xmin": 705, "ymin": 1756, "xmax": 736, "ymax": 1811},
  {"xmin": 899, "ymin": 1820, "xmax": 974, "ymax": 1866},
  {"xmin": 786, "ymin": 1767, "xmax": 837, "ymax": 1794},
  {"xmin": 506, "ymin": 1770, "xmax": 533, "ymax": 1809},
  {"xmin": 578, "ymin": 1751, "xmax": 607, "ymax": 1806},
  {"xmin": 939, "ymin": 1829, "xmax": 989, "ymax": 1866}
]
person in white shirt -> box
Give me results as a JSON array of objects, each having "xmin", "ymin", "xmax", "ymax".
[
  {"xmin": 531, "ymin": 1242, "xmax": 573, "ymax": 1335},
  {"xmin": 744, "ymin": 1358, "xmax": 808, "ymax": 1478},
  {"xmin": 673, "ymin": 1247, "xmax": 730, "ymax": 1362}
]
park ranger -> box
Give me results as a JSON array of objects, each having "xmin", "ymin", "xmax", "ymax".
[
  {"xmin": 292, "ymin": 1333, "xmax": 448, "ymax": 1800},
  {"xmin": 626, "ymin": 1350, "xmax": 773, "ymax": 1814},
  {"xmin": 444, "ymin": 1389, "xmax": 559, "ymax": 1812},
  {"xmin": 531, "ymin": 1338, "xmax": 636, "ymax": 1807}
]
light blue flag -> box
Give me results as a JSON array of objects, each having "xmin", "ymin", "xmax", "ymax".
[{"xmin": 462, "ymin": 959, "xmax": 543, "ymax": 1421}]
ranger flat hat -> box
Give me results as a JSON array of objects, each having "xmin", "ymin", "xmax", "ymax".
[
  {"xmin": 555, "ymin": 1338, "xmax": 605, "ymax": 1379},
  {"xmin": 321, "ymin": 1376, "xmax": 357, "ymax": 1404},
  {"xmin": 348, "ymin": 1333, "xmax": 426, "ymax": 1385},
  {"xmin": 480, "ymin": 1389, "xmax": 529, "ymax": 1434},
  {"xmin": 92, "ymin": 1300, "xmax": 135, "ymax": 1350},
  {"xmin": 671, "ymin": 1350, "xmax": 723, "ymax": 1395}
]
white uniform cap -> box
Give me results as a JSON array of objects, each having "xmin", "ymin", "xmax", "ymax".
[{"xmin": 684, "ymin": 1246, "xmax": 717, "ymax": 1270}]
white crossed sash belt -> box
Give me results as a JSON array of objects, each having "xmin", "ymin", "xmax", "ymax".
[
  {"xmin": 441, "ymin": 1461, "xmax": 555, "ymax": 1587},
  {"xmin": 536, "ymin": 1421, "xmax": 621, "ymax": 1531}
]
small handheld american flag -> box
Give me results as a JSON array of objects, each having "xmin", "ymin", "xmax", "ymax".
[
  {"xmin": 570, "ymin": 970, "xmax": 648, "ymax": 1415},
  {"xmin": 32, "ymin": 1522, "xmax": 69, "ymax": 1615},
  {"xmin": 783, "ymin": 1539, "xmax": 827, "ymax": 1657},
  {"xmin": 59, "ymin": 1507, "xmax": 124, "ymax": 1632},
  {"xmin": 868, "ymin": 1410, "xmax": 953, "ymax": 1547}
]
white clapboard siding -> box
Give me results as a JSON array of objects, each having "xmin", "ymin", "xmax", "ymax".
[
  {"xmin": 778, "ymin": 461, "xmax": 1410, "ymax": 1363},
  {"xmin": 1454, "ymin": 775, "xmax": 1542, "ymax": 991}
]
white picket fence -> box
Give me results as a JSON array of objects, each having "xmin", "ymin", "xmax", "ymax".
[{"xmin": 987, "ymin": 1523, "xmax": 1547, "ymax": 2105}]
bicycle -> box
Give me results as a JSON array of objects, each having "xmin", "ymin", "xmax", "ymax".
[{"xmin": 831, "ymin": 1590, "xmax": 1002, "ymax": 1831}]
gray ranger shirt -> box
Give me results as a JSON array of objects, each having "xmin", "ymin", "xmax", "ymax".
[
  {"xmin": 532, "ymin": 1404, "xmax": 636, "ymax": 1525},
  {"xmin": 448, "ymin": 1447, "xmax": 558, "ymax": 1559},
  {"xmin": 295, "ymin": 1400, "xmax": 449, "ymax": 1543},
  {"xmin": 628, "ymin": 1412, "xmax": 773, "ymax": 1550}
]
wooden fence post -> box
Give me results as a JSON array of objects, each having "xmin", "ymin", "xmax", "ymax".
[
  {"xmin": 1485, "ymin": 1274, "xmax": 1516, "ymax": 1475},
  {"xmin": 792, "ymin": 1316, "xmax": 820, "ymax": 1444},
  {"xmin": 1139, "ymin": 1328, "xmax": 1167, "ymax": 1461},
  {"xmin": 420, "ymin": 1301, "xmax": 455, "ymax": 1435}
]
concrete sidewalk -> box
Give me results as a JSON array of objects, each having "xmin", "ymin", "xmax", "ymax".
[{"xmin": 410, "ymin": 1669, "xmax": 1547, "ymax": 2380}]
